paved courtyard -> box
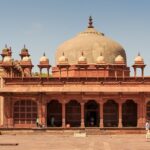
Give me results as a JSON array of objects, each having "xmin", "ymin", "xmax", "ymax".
[{"xmin": 0, "ymin": 134, "xmax": 150, "ymax": 150}]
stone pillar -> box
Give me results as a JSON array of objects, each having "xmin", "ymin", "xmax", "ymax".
[
  {"xmin": 99, "ymin": 102, "xmax": 103, "ymax": 128},
  {"xmin": 115, "ymin": 70, "xmax": 117, "ymax": 79},
  {"xmin": 62, "ymin": 102, "xmax": 66, "ymax": 128},
  {"xmin": 0, "ymin": 97, "xmax": 4, "ymax": 126},
  {"xmin": 38, "ymin": 98, "xmax": 42, "ymax": 126},
  {"xmin": 134, "ymin": 67, "xmax": 136, "ymax": 78},
  {"xmin": 118, "ymin": 102, "xmax": 122, "ymax": 128},
  {"xmin": 143, "ymin": 101, "xmax": 146, "ymax": 126},
  {"xmin": 41, "ymin": 94, "xmax": 46, "ymax": 127},
  {"xmin": 80, "ymin": 102, "xmax": 85, "ymax": 128},
  {"xmin": 6, "ymin": 97, "xmax": 13, "ymax": 128},
  {"xmin": 137, "ymin": 102, "xmax": 143, "ymax": 128},
  {"xmin": 141, "ymin": 68, "xmax": 144, "ymax": 78}
]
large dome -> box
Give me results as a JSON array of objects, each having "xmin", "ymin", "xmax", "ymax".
[{"xmin": 55, "ymin": 17, "xmax": 126, "ymax": 65}]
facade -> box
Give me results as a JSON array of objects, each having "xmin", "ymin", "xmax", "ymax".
[{"xmin": 0, "ymin": 17, "xmax": 150, "ymax": 129}]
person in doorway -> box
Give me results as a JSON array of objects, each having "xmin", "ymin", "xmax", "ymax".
[
  {"xmin": 90, "ymin": 117, "xmax": 95, "ymax": 126},
  {"xmin": 145, "ymin": 120, "xmax": 150, "ymax": 132},
  {"xmin": 51, "ymin": 116, "xmax": 55, "ymax": 127},
  {"xmin": 145, "ymin": 120, "xmax": 150, "ymax": 141},
  {"xmin": 36, "ymin": 117, "xmax": 39, "ymax": 127}
]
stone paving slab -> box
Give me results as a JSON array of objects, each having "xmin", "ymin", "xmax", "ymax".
[{"xmin": 0, "ymin": 134, "xmax": 150, "ymax": 150}]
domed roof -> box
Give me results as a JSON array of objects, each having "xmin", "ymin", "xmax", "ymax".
[
  {"xmin": 96, "ymin": 53, "xmax": 105, "ymax": 64},
  {"xmin": 115, "ymin": 55, "xmax": 124, "ymax": 63},
  {"xmin": 3, "ymin": 56, "xmax": 11, "ymax": 62},
  {"xmin": 78, "ymin": 52, "xmax": 87, "ymax": 64},
  {"xmin": 56, "ymin": 17, "xmax": 127, "ymax": 65},
  {"xmin": 58, "ymin": 52, "xmax": 68, "ymax": 64},
  {"xmin": 22, "ymin": 56, "xmax": 31, "ymax": 61},
  {"xmin": 134, "ymin": 53, "xmax": 144, "ymax": 63},
  {"xmin": 21, "ymin": 45, "xmax": 28, "ymax": 52},
  {"xmin": 40, "ymin": 53, "xmax": 49, "ymax": 62},
  {"xmin": 2, "ymin": 44, "xmax": 10, "ymax": 52}
]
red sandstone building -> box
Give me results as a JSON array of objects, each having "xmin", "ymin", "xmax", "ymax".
[{"xmin": 0, "ymin": 17, "xmax": 149, "ymax": 129}]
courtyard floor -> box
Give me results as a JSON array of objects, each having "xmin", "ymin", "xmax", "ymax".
[{"xmin": 0, "ymin": 134, "xmax": 150, "ymax": 150}]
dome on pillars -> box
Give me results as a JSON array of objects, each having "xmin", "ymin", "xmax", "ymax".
[
  {"xmin": 134, "ymin": 53, "xmax": 144, "ymax": 64},
  {"xmin": 39, "ymin": 53, "xmax": 49, "ymax": 64},
  {"xmin": 96, "ymin": 53, "xmax": 105, "ymax": 64},
  {"xmin": 20, "ymin": 45, "xmax": 30, "ymax": 60},
  {"xmin": 1, "ymin": 45, "xmax": 12, "ymax": 59},
  {"xmin": 58, "ymin": 52, "xmax": 68, "ymax": 64},
  {"xmin": 22, "ymin": 56, "xmax": 31, "ymax": 62},
  {"xmin": 78, "ymin": 52, "xmax": 87, "ymax": 64},
  {"xmin": 115, "ymin": 55, "xmax": 125, "ymax": 64},
  {"xmin": 3, "ymin": 56, "xmax": 12, "ymax": 62}
]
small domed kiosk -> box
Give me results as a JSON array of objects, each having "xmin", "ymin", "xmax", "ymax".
[
  {"xmin": 132, "ymin": 53, "xmax": 146, "ymax": 77},
  {"xmin": 38, "ymin": 53, "xmax": 51, "ymax": 78}
]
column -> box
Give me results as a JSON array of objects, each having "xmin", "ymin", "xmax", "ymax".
[
  {"xmin": 47, "ymin": 68, "xmax": 49, "ymax": 78},
  {"xmin": 7, "ymin": 97, "xmax": 13, "ymax": 128},
  {"xmin": 62, "ymin": 102, "xmax": 66, "ymax": 128},
  {"xmin": 118, "ymin": 102, "xmax": 122, "ymax": 128},
  {"xmin": 99, "ymin": 102, "xmax": 103, "ymax": 128},
  {"xmin": 41, "ymin": 95, "xmax": 46, "ymax": 127},
  {"xmin": 40, "ymin": 68, "xmax": 42, "ymax": 78},
  {"xmin": 137, "ymin": 102, "xmax": 143, "ymax": 127},
  {"xmin": 134, "ymin": 67, "xmax": 136, "ymax": 78},
  {"xmin": 38, "ymin": 98, "xmax": 42, "ymax": 126},
  {"xmin": 80, "ymin": 102, "xmax": 85, "ymax": 128},
  {"xmin": 141, "ymin": 68, "xmax": 144, "ymax": 78},
  {"xmin": 115, "ymin": 70, "xmax": 117, "ymax": 79},
  {"xmin": 143, "ymin": 101, "xmax": 146, "ymax": 126},
  {"xmin": 0, "ymin": 77, "xmax": 4, "ymax": 126}
]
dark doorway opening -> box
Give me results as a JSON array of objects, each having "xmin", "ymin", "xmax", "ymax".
[
  {"xmin": 47, "ymin": 100, "xmax": 62, "ymax": 127},
  {"xmin": 104, "ymin": 100, "xmax": 118, "ymax": 127},
  {"xmin": 122, "ymin": 100, "xmax": 137, "ymax": 127},
  {"xmin": 85, "ymin": 100, "xmax": 99, "ymax": 127},
  {"xmin": 66, "ymin": 100, "xmax": 81, "ymax": 127}
]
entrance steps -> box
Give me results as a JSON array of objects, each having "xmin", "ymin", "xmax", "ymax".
[
  {"xmin": 0, "ymin": 127, "xmax": 145, "ymax": 135},
  {"xmin": 85, "ymin": 127, "xmax": 103, "ymax": 135}
]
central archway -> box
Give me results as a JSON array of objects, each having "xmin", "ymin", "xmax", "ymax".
[
  {"xmin": 84, "ymin": 100, "xmax": 99, "ymax": 127},
  {"xmin": 103, "ymin": 100, "xmax": 118, "ymax": 127},
  {"xmin": 66, "ymin": 100, "xmax": 81, "ymax": 127},
  {"xmin": 47, "ymin": 100, "xmax": 62, "ymax": 127}
]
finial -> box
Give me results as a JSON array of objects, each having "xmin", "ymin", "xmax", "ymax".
[
  {"xmin": 5, "ymin": 44, "xmax": 7, "ymax": 48},
  {"xmin": 9, "ymin": 47, "xmax": 12, "ymax": 51},
  {"xmin": 62, "ymin": 52, "xmax": 65, "ymax": 56},
  {"xmin": 88, "ymin": 16, "xmax": 94, "ymax": 28},
  {"xmin": 24, "ymin": 44, "xmax": 26, "ymax": 49},
  {"xmin": 138, "ymin": 52, "xmax": 140, "ymax": 56},
  {"xmin": 81, "ymin": 51, "xmax": 84, "ymax": 56},
  {"xmin": 43, "ymin": 52, "xmax": 45, "ymax": 56}
]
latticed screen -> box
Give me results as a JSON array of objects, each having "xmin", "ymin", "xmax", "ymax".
[
  {"xmin": 13, "ymin": 100, "xmax": 37, "ymax": 124},
  {"xmin": 146, "ymin": 101, "xmax": 150, "ymax": 120}
]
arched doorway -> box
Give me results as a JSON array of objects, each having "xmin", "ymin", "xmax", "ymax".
[
  {"xmin": 66, "ymin": 100, "xmax": 81, "ymax": 127},
  {"xmin": 84, "ymin": 100, "xmax": 99, "ymax": 127},
  {"xmin": 13, "ymin": 100, "xmax": 37, "ymax": 126},
  {"xmin": 122, "ymin": 100, "xmax": 137, "ymax": 127},
  {"xmin": 47, "ymin": 100, "xmax": 62, "ymax": 127},
  {"xmin": 146, "ymin": 101, "xmax": 150, "ymax": 121},
  {"xmin": 104, "ymin": 100, "xmax": 118, "ymax": 127}
]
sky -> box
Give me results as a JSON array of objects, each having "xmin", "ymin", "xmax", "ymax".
[{"xmin": 0, "ymin": 0, "xmax": 150, "ymax": 75}]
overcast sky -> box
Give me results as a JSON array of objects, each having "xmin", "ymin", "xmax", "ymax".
[{"xmin": 0, "ymin": 0, "xmax": 150, "ymax": 75}]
